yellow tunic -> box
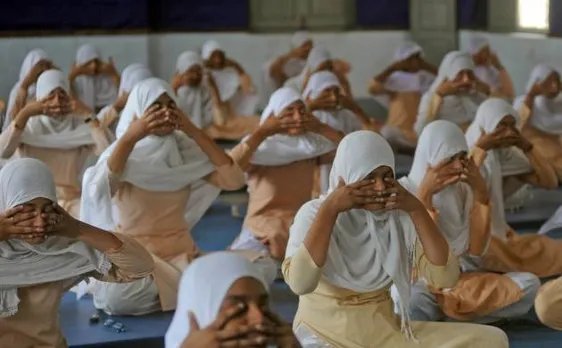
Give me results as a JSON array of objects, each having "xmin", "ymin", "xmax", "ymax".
[{"xmin": 282, "ymin": 243, "xmax": 509, "ymax": 348}]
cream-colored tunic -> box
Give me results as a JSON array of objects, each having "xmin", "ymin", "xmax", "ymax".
[
  {"xmin": 471, "ymin": 146, "xmax": 562, "ymax": 277},
  {"xmin": 230, "ymin": 143, "xmax": 334, "ymax": 260},
  {"xmin": 0, "ymin": 233, "xmax": 154, "ymax": 348},
  {"xmin": 282, "ymin": 244, "xmax": 509, "ymax": 348},
  {"xmin": 109, "ymin": 164, "xmax": 245, "ymax": 311},
  {"xmin": 0, "ymin": 123, "xmax": 111, "ymax": 217},
  {"xmin": 535, "ymin": 276, "xmax": 562, "ymax": 330}
]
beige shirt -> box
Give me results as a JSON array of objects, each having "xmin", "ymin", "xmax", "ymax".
[{"xmin": 0, "ymin": 233, "xmax": 154, "ymax": 348}]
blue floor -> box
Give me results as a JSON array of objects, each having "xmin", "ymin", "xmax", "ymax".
[{"xmin": 63, "ymin": 196, "xmax": 562, "ymax": 348}]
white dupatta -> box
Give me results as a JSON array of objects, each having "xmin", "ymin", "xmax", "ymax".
[{"xmin": 466, "ymin": 34, "xmax": 502, "ymax": 90}]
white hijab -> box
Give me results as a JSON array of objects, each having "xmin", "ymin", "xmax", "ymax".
[
  {"xmin": 5, "ymin": 49, "xmax": 49, "ymax": 130},
  {"xmin": 466, "ymin": 34, "xmax": 502, "ymax": 90},
  {"xmin": 0, "ymin": 158, "xmax": 110, "ymax": 317},
  {"xmin": 201, "ymin": 40, "xmax": 241, "ymax": 102},
  {"xmin": 303, "ymin": 71, "xmax": 361, "ymax": 134},
  {"xmin": 400, "ymin": 120, "xmax": 472, "ymax": 256},
  {"xmin": 286, "ymin": 131, "xmax": 417, "ymax": 338},
  {"xmin": 513, "ymin": 64, "xmax": 562, "ymax": 134},
  {"xmin": 175, "ymin": 51, "xmax": 213, "ymax": 129},
  {"xmin": 165, "ymin": 252, "xmax": 268, "ymax": 348},
  {"xmin": 73, "ymin": 44, "xmax": 118, "ymax": 109},
  {"xmin": 385, "ymin": 42, "xmax": 435, "ymax": 93},
  {"xmin": 21, "ymin": 69, "xmax": 94, "ymax": 150},
  {"xmin": 465, "ymin": 98, "xmax": 532, "ymax": 240},
  {"xmin": 80, "ymin": 78, "xmax": 220, "ymax": 231},
  {"xmin": 246, "ymin": 87, "xmax": 335, "ymax": 166},
  {"xmin": 415, "ymin": 51, "xmax": 483, "ymax": 134},
  {"xmin": 284, "ymin": 47, "xmax": 331, "ymax": 93}
]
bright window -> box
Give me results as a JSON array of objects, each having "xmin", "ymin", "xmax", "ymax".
[{"xmin": 518, "ymin": 0, "xmax": 549, "ymax": 31}]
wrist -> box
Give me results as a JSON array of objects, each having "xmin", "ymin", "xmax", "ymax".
[
  {"xmin": 473, "ymin": 187, "xmax": 489, "ymax": 204},
  {"xmin": 122, "ymin": 131, "xmax": 141, "ymax": 146},
  {"xmin": 322, "ymin": 196, "xmax": 342, "ymax": 216}
]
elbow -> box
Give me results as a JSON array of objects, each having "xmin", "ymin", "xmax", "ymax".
[
  {"xmin": 287, "ymin": 278, "xmax": 318, "ymax": 296},
  {"xmin": 220, "ymin": 166, "xmax": 247, "ymax": 191}
]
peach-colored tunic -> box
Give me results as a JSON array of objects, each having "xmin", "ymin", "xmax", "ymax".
[
  {"xmin": 230, "ymin": 143, "xmax": 331, "ymax": 260},
  {"xmin": 471, "ymin": 146, "xmax": 562, "ymax": 277},
  {"xmin": 110, "ymin": 164, "xmax": 245, "ymax": 310},
  {"xmin": 0, "ymin": 233, "xmax": 154, "ymax": 348},
  {"xmin": 518, "ymin": 103, "xmax": 562, "ymax": 181},
  {"xmin": 0, "ymin": 123, "xmax": 111, "ymax": 217},
  {"xmin": 535, "ymin": 276, "xmax": 562, "ymax": 330},
  {"xmin": 427, "ymin": 202, "xmax": 523, "ymax": 320}
]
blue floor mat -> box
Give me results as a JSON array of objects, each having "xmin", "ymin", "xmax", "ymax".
[{"xmin": 63, "ymin": 201, "xmax": 562, "ymax": 347}]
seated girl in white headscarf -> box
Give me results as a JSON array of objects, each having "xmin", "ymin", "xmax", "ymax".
[
  {"xmin": 283, "ymin": 130, "xmax": 508, "ymax": 347},
  {"xmin": 81, "ymin": 78, "xmax": 276, "ymax": 316},
  {"xmin": 0, "ymin": 69, "xmax": 112, "ymax": 218},
  {"xmin": 368, "ymin": 42, "xmax": 437, "ymax": 153},
  {"xmin": 415, "ymin": 51, "xmax": 490, "ymax": 135},
  {"xmin": 229, "ymin": 87, "xmax": 342, "ymax": 262},
  {"xmin": 165, "ymin": 252, "xmax": 299, "ymax": 348},
  {"xmin": 0, "ymin": 158, "xmax": 153, "ymax": 348},
  {"xmin": 96, "ymin": 63, "xmax": 153, "ymax": 133},
  {"xmin": 284, "ymin": 46, "xmax": 352, "ymax": 95},
  {"xmin": 6, "ymin": 49, "xmax": 55, "ymax": 126},
  {"xmin": 173, "ymin": 50, "xmax": 259, "ymax": 140},
  {"xmin": 467, "ymin": 34, "xmax": 514, "ymax": 100},
  {"xmin": 69, "ymin": 43, "xmax": 120, "ymax": 113},
  {"xmin": 465, "ymin": 98, "xmax": 562, "ymax": 277},
  {"xmin": 397, "ymin": 120, "xmax": 539, "ymax": 324},
  {"xmin": 513, "ymin": 64, "xmax": 562, "ymax": 181},
  {"xmin": 303, "ymin": 70, "xmax": 373, "ymax": 195},
  {"xmin": 201, "ymin": 40, "xmax": 259, "ymax": 118}
]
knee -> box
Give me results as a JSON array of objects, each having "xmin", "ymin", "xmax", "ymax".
[
  {"xmin": 480, "ymin": 326, "xmax": 509, "ymax": 347},
  {"xmin": 535, "ymin": 280, "xmax": 562, "ymax": 330}
]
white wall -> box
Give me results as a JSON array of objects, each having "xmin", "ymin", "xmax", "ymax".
[
  {"xmin": 459, "ymin": 30, "xmax": 562, "ymax": 96},
  {"xmin": 0, "ymin": 31, "xmax": 410, "ymax": 106}
]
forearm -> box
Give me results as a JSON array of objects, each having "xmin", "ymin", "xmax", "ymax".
[
  {"xmin": 374, "ymin": 66, "xmax": 396, "ymax": 84},
  {"xmin": 498, "ymin": 69, "xmax": 515, "ymax": 100},
  {"xmin": 468, "ymin": 199, "xmax": 491, "ymax": 256},
  {"xmin": 77, "ymin": 222, "xmax": 123, "ymax": 252},
  {"xmin": 409, "ymin": 208, "xmax": 449, "ymax": 266},
  {"xmin": 107, "ymin": 136, "xmax": 136, "ymax": 175},
  {"xmin": 303, "ymin": 203, "xmax": 338, "ymax": 267},
  {"xmin": 184, "ymin": 125, "xmax": 232, "ymax": 167},
  {"xmin": 317, "ymin": 124, "xmax": 344, "ymax": 145},
  {"xmin": 230, "ymin": 128, "xmax": 268, "ymax": 170},
  {"xmin": 522, "ymin": 147, "xmax": 558, "ymax": 189},
  {"xmin": 10, "ymin": 88, "xmax": 28, "ymax": 121}
]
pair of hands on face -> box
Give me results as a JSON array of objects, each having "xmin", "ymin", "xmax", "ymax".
[
  {"xmin": 125, "ymin": 105, "xmax": 192, "ymax": 143},
  {"xmin": 437, "ymin": 77, "xmax": 489, "ymax": 97},
  {"xmin": 182, "ymin": 303, "xmax": 299, "ymax": 348},
  {"xmin": 476, "ymin": 126, "xmax": 532, "ymax": 152},
  {"xmin": 259, "ymin": 111, "xmax": 324, "ymax": 138},
  {"xmin": 71, "ymin": 58, "xmax": 118, "ymax": 79},
  {"xmin": 327, "ymin": 177, "xmax": 423, "ymax": 214},
  {"xmin": 0, "ymin": 204, "xmax": 78, "ymax": 243},
  {"xmin": 24, "ymin": 93, "xmax": 90, "ymax": 118}
]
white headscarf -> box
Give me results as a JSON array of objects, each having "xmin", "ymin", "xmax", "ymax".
[
  {"xmin": 80, "ymin": 78, "xmax": 220, "ymax": 231},
  {"xmin": 5, "ymin": 49, "xmax": 49, "ymax": 130},
  {"xmin": 384, "ymin": 42, "xmax": 435, "ymax": 93},
  {"xmin": 119, "ymin": 63, "xmax": 153, "ymax": 94},
  {"xmin": 165, "ymin": 252, "xmax": 268, "ymax": 348},
  {"xmin": 246, "ymin": 87, "xmax": 335, "ymax": 166},
  {"xmin": 0, "ymin": 158, "xmax": 110, "ymax": 317},
  {"xmin": 286, "ymin": 131, "xmax": 417, "ymax": 338},
  {"xmin": 415, "ymin": 51, "xmax": 483, "ymax": 134},
  {"xmin": 400, "ymin": 120, "xmax": 472, "ymax": 255},
  {"xmin": 465, "ymin": 98, "xmax": 532, "ymax": 240},
  {"xmin": 284, "ymin": 47, "xmax": 331, "ymax": 93},
  {"xmin": 175, "ymin": 51, "xmax": 213, "ymax": 129},
  {"xmin": 513, "ymin": 64, "xmax": 562, "ymax": 134},
  {"xmin": 20, "ymin": 69, "xmax": 94, "ymax": 150},
  {"xmin": 466, "ymin": 34, "xmax": 502, "ymax": 90},
  {"xmin": 73, "ymin": 44, "xmax": 118, "ymax": 109}
]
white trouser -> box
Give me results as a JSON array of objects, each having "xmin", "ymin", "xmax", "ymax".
[
  {"xmin": 391, "ymin": 272, "xmax": 540, "ymax": 324},
  {"xmin": 230, "ymin": 228, "xmax": 282, "ymax": 279}
]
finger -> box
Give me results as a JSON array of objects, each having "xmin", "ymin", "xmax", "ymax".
[
  {"xmin": 0, "ymin": 205, "xmax": 25, "ymax": 219},
  {"xmin": 348, "ymin": 179, "xmax": 375, "ymax": 189},
  {"xmin": 382, "ymin": 187, "xmax": 399, "ymax": 195},
  {"xmin": 337, "ymin": 177, "xmax": 345, "ymax": 188},
  {"xmin": 147, "ymin": 118, "xmax": 170, "ymax": 129},
  {"xmin": 10, "ymin": 225, "xmax": 42, "ymax": 234},
  {"xmin": 188, "ymin": 311, "xmax": 200, "ymax": 331},
  {"xmin": 10, "ymin": 211, "xmax": 38, "ymax": 224},
  {"xmin": 212, "ymin": 302, "xmax": 247, "ymax": 330},
  {"xmin": 219, "ymin": 335, "xmax": 268, "ymax": 347},
  {"xmin": 262, "ymin": 310, "xmax": 284, "ymax": 326}
]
